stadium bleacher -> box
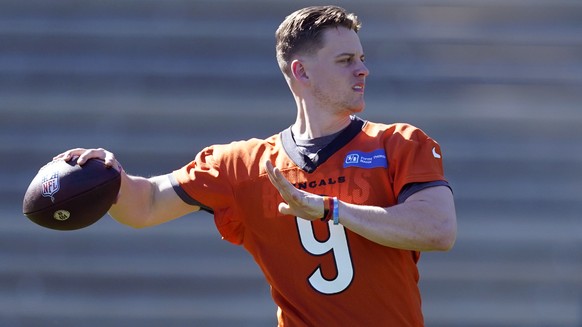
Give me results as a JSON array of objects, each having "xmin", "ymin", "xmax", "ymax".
[{"xmin": 1, "ymin": 1, "xmax": 581, "ymax": 326}]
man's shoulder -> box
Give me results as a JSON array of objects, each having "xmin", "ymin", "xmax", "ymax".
[
  {"xmin": 210, "ymin": 133, "xmax": 281, "ymax": 165},
  {"xmin": 363, "ymin": 120, "xmax": 427, "ymax": 139},
  {"xmin": 223, "ymin": 133, "xmax": 280, "ymax": 151}
]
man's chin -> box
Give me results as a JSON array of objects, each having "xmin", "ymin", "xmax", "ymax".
[{"xmin": 350, "ymin": 103, "xmax": 365, "ymax": 113}]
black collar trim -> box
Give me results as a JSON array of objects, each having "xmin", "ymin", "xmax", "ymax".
[{"xmin": 280, "ymin": 116, "xmax": 365, "ymax": 173}]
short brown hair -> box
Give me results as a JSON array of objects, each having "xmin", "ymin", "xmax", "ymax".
[{"xmin": 275, "ymin": 5, "xmax": 361, "ymax": 77}]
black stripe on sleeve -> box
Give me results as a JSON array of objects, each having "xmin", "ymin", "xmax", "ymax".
[
  {"xmin": 397, "ymin": 181, "xmax": 452, "ymax": 204},
  {"xmin": 167, "ymin": 173, "xmax": 214, "ymax": 213}
]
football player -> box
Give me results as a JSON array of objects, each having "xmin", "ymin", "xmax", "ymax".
[{"xmin": 56, "ymin": 5, "xmax": 456, "ymax": 326}]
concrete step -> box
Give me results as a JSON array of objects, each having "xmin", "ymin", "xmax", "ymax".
[
  {"xmin": 0, "ymin": 1, "xmax": 580, "ymax": 89},
  {"xmin": 421, "ymin": 278, "xmax": 580, "ymax": 327},
  {"xmin": 1, "ymin": 1, "xmax": 582, "ymax": 326}
]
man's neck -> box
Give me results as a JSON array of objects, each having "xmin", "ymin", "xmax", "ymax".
[{"xmin": 291, "ymin": 103, "xmax": 352, "ymax": 139}]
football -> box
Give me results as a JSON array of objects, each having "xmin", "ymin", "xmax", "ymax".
[{"xmin": 22, "ymin": 157, "xmax": 121, "ymax": 231}]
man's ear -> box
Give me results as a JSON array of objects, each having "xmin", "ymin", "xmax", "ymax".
[{"xmin": 291, "ymin": 60, "xmax": 309, "ymax": 83}]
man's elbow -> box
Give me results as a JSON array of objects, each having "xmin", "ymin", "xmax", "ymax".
[
  {"xmin": 108, "ymin": 212, "xmax": 154, "ymax": 229},
  {"xmin": 432, "ymin": 217, "xmax": 457, "ymax": 251}
]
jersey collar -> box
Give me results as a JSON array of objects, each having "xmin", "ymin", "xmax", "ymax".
[{"xmin": 280, "ymin": 116, "xmax": 365, "ymax": 173}]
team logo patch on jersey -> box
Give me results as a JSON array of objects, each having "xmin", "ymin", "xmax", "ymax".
[{"xmin": 343, "ymin": 149, "xmax": 388, "ymax": 169}]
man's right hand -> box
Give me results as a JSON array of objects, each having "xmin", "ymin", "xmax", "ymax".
[{"xmin": 53, "ymin": 148, "xmax": 123, "ymax": 173}]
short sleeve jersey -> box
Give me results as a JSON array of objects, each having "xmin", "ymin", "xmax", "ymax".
[{"xmin": 172, "ymin": 117, "xmax": 448, "ymax": 327}]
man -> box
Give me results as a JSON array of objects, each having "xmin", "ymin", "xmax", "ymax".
[{"xmin": 55, "ymin": 5, "xmax": 456, "ymax": 326}]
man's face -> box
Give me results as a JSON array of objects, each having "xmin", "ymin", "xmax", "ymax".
[{"xmin": 303, "ymin": 27, "xmax": 369, "ymax": 114}]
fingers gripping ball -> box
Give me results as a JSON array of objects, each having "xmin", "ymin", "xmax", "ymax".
[{"xmin": 22, "ymin": 157, "xmax": 121, "ymax": 231}]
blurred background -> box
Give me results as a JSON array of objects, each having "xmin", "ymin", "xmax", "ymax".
[{"xmin": 1, "ymin": 0, "xmax": 582, "ymax": 326}]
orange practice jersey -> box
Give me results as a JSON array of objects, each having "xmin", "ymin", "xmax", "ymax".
[{"xmin": 172, "ymin": 117, "xmax": 447, "ymax": 326}]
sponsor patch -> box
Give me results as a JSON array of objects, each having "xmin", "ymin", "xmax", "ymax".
[{"xmin": 343, "ymin": 149, "xmax": 388, "ymax": 169}]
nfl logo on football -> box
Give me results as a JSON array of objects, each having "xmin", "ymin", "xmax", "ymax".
[{"xmin": 41, "ymin": 172, "xmax": 60, "ymax": 202}]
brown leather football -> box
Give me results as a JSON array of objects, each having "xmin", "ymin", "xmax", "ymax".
[{"xmin": 22, "ymin": 157, "xmax": 121, "ymax": 231}]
